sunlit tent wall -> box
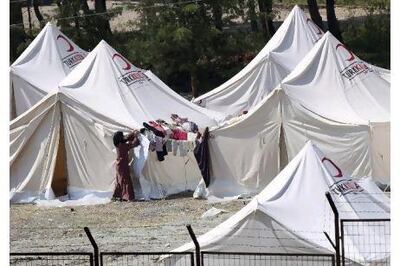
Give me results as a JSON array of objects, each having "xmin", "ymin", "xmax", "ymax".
[
  {"xmin": 10, "ymin": 22, "xmax": 87, "ymax": 119},
  {"xmin": 281, "ymin": 32, "xmax": 390, "ymax": 183},
  {"xmin": 10, "ymin": 40, "xmax": 225, "ymax": 203},
  {"xmin": 171, "ymin": 142, "xmax": 390, "ymax": 265},
  {"xmin": 193, "ymin": 5, "xmax": 323, "ymax": 117},
  {"xmin": 205, "ymin": 32, "xmax": 390, "ymax": 199}
]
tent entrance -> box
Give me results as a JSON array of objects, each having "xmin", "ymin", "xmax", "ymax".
[{"xmin": 51, "ymin": 117, "xmax": 68, "ymax": 197}]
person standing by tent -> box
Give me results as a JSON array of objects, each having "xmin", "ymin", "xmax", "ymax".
[{"xmin": 112, "ymin": 130, "xmax": 140, "ymax": 201}]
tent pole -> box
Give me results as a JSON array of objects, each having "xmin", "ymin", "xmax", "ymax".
[
  {"xmin": 325, "ymin": 192, "xmax": 341, "ymax": 266},
  {"xmin": 186, "ymin": 224, "xmax": 201, "ymax": 266}
]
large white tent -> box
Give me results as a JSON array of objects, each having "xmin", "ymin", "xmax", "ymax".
[
  {"xmin": 280, "ymin": 32, "xmax": 390, "ymax": 182},
  {"xmin": 10, "ymin": 22, "xmax": 87, "ymax": 118},
  {"xmin": 58, "ymin": 40, "xmax": 224, "ymax": 128},
  {"xmin": 10, "ymin": 40, "xmax": 224, "ymax": 203},
  {"xmin": 172, "ymin": 142, "xmax": 390, "ymax": 265},
  {"xmin": 204, "ymin": 31, "xmax": 390, "ymax": 199},
  {"xmin": 193, "ymin": 5, "xmax": 322, "ymax": 117}
]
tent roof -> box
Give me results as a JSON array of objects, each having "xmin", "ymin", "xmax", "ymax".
[
  {"xmin": 193, "ymin": 5, "xmax": 322, "ymax": 116},
  {"xmin": 11, "ymin": 22, "xmax": 87, "ymax": 95},
  {"xmin": 281, "ymin": 32, "xmax": 390, "ymax": 124},
  {"xmin": 173, "ymin": 142, "xmax": 389, "ymax": 263},
  {"xmin": 59, "ymin": 40, "xmax": 224, "ymax": 129}
]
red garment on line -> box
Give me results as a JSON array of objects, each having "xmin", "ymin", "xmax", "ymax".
[
  {"xmin": 171, "ymin": 129, "xmax": 188, "ymax": 140},
  {"xmin": 148, "ymin": 121, "xmax": 166, "ymax": 134}
]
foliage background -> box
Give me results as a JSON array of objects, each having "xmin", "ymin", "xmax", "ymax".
[{"xmin": 10, "ymin": 0, "xmax": 390, "ymax": 96}]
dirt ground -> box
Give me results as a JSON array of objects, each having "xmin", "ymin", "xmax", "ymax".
[{"xmin": 10, "ymin": 196, "xmax": 248, "ymax": 253}]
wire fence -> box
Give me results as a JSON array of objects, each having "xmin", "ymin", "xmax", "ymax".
[
  {"xmin": 100, "ymin": 252, "xmax": 194, "ymax": 266},
  {"xmin": 10, "ymin": 252, "xmax": 94, "ymax": 266},
  {"xmin": 10, "ymin": 189, "xmax": 391, "ymax": 265},
  {"xmin": 340, "ymin": 219, "xmax": 390, "ymax": 265},
  {"xmin": 201, "ymin": 252, "xmax": 335, "ymax": 266}
]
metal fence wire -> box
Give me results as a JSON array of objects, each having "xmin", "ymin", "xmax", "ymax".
[
  {"xmin": 340, "ymin": 219, "xmax": 390, "ymax": 265},
  {"xmin": 201, "ymin": 252, "xmax": 335, "ymax": 266},
  {"xmin": 10, "ymin": 252, "xmax": 94, "ymax": 266},
  {"xmin": 100, "ymin": 252, "xmax": 195, "ymax": 266}
]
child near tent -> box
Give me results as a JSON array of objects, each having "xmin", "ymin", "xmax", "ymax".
[{"xmin": 112, "ymin": 130, "xmax": 140, "ymax": 202}]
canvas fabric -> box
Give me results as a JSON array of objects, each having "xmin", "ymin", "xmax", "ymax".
[
  {"xmin": 193, "ymin": 5, "xmax": 322, "ymax": 116},
  {"xmin": 10, "ymin": 22, "xmax": 87, "ymax": 118},
  {"xmin": 171, "ymin": 142, "xmax": 390, "ymax": 265}
]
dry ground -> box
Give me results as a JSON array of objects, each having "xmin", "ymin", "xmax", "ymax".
[{"xmin": 10, "ymin": 197, "xmax": 247, "ymax": 253}]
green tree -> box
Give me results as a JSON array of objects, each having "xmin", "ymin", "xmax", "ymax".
[
  {"xmin": 10, "ymin": 0, "xmax": 26, "ymax": 62},
  {"xmin": 130, "ymin": 1, "xmax": 221, "ymax": 97}
]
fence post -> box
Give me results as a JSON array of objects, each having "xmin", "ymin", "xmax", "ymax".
[
  {"xmin": 186, "ymin": 224, "xmax": 201, "ymax": 266},
  {"xmin": 325, "ymin": 192, "xmax": 341, "ymax": 266},
  {"xmin": 84, "ymin": 227, "xmax": 99, "ymax": 266}
]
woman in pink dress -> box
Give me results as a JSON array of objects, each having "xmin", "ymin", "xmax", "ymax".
[{"xmin": 112, "ymin": 130, "xmax": 140, "ymax": 201}]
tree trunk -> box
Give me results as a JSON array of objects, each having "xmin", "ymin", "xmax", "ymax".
[
  {"xmin": 80, "ymin": 0, "xmax": 90, "ymax": 14},
  {"xmin": 326, "ymin": 0, "xmax": 342, "ymax": 41},
  {"xmin": 191, "ymin": 72, "xmax": 199, "ymax": 98},
  {"xmin": 307, "ymin": 0, "xmax": 324, "ymax": 30},
  {"xmin": 72, "ymin": 4, "xmax": 81, "ymax": 37},
  {"xmin": 33, "ymin": 0, "xmax": 44, "ymax": 27},
  {"xmin": 10, "ymin": 0, "xmax": 24, "ymax": 24},
  {"xmin": 10, "ymin": 0, "xmax": 26, "ymax": 61},
  {"xmin": 211, "ymin": 1, "xmax": 223, "ymax": 31},
  {"xmin": 27, "ymin": 0, "xmax": 32, "ymax": 33},
  {"xmin": 265, "ymin": 0, "xmax": 275, "ymax": 36},
  {"xmin": 248, "ymin": 0, "xmax": 258, "ymax": 32},
  {"xmin": 257, "ymin": 0, "xmax": 270, "ymax": 40},
  {"xmin": 94, "ymin": 0, "xmax": 112, "ymax": 39}
]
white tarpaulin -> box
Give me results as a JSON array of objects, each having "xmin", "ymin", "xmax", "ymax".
[
  {"xmin": 10, "ymin": 22, "xmax": 87, "ymax": 118},
  {"xmin": 204, "ymin": 31, "xmax": 390, "ymax": 199},
  {"xmin": 10, "ymin": 93, "xmax": 128, "ymax": 203},
  {"xmin": 171, "ymin": 142, "xmax": 390, "ymax": 265},
  {"xmin": 10, "ymin": 40, "xmax": 218, "ymax": 204},
  {"xmin": 205, "ymin": 89, "xmax": 373, "ymax": 199},
  {"xmin": 280, "ymin": 32, "xmax": 390, "ymax": 183},
  {"xmin": 59, "ymin": 40, "xmax": 224, "ymax": 128},
  {"xmin": 193, "ymin": 5, "xmax": 322, "ymax": 116}
]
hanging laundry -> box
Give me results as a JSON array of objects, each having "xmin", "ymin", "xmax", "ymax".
[
  {"xmin": 143, "ymin": 122, "xmax": 165, "ymax": 137},
  {"xmin": 172, "ymin": 128, "xmax": 187, "ymax": 140},
  {"xmin": 194, "ymin": 127, "xmax": 210, "ymax": 187}
]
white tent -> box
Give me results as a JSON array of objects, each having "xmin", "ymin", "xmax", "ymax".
[
  {"xmin": 193, "ymin": 5, "xmax": 322, "ymax": 116},
  {"xmin": 172, "ymin": 142, "xmax": 390, "ymax": 265},
  {"xmin": 10, "ymin": 22, "xmax": 87, "ymax": 118},
  {"xmin": 280, "ymin": 32, "xmax": 390, "ymax": 183},
  {"xmin": 204, "ymin": 31, "xmax": 389, "ymax": 199},
  {"xmin": 59, "ymin": 40, "xmax": 224, "ymax": 128},
  {"xmin": 10, "ymin": 40, "xmax": 224, "ymax": 203}
]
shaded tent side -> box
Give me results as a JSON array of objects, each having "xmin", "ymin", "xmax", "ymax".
[
  {"xmin": 10, "ymin": 92, "xmax": 203, "ymax": 203},
  {"xmin": 10, "ymin": 93, "xmax": 128, "ymax": 202}
]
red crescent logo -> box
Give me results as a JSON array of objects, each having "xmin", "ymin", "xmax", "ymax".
[
  {"xmin": 112, "ymin": 53, "xmax": 131, "ymax": 70},
  {"xmin": 322, "ymin": 157, "xmax": 343, "ymax": 178},
  {"xmin": 335, "ymin": 43, "xmax": 355, "ymax": 61},
  {"xmin": 306, "ymin": 18, "xmax": 323, "ymax": 35},
  {"xmin": 57, "ymin": 34, "xmax": 74, "ymax": 52}
]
